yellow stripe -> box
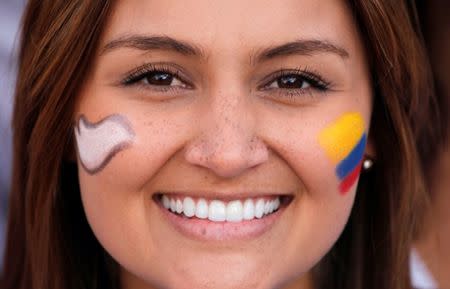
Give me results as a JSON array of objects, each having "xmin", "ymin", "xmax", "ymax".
[{"xmin": 319, "ymin": 113, "xmax": 365, "ymax": 164}]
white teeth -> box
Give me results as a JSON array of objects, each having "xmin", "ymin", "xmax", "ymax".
[
  {"xmin": 176, "ymin": 199, "xmax": 183, "ymax": 214},
  {"xmin": 269, "ymin": 200, "xmax": 275, "ymax": 213},
  {"xmin": 209, "ymin": 200, "xmax": 226, "ymax": 222},
  {"xmin": 161, "ymin": 195, "xmax": 282, "ymax": 222},
  {"xmin": 226, "ymin": 200, "xmax": 243, "ymax": 222},
  {"xmin": 243, "ymin": 199, "xmax": 255, "ymax": 220},
  {"xmin": 195, "ymin": 198, "xmax": 208, "ymax": 219},
  {"xmin": 162, "ymin": 195, "xmax": 170, "ymax": 209},
  {"xmin": 254, "ymin": 199, "xmax": 265, "ymax": 218},
  {"xmin": 183, "ymin": 197, "xmax": 195, "ymax": 217},
  {"xmin": 170, "ymin": 198, "xmax": 177, "ymax": 212},
  {"xmin": 273, "ymin": 197, "xmax": 280, "ymax": 209},
  {"xmin": 264, "ymin": 201, "xmax": 271, "ymax": 215}
]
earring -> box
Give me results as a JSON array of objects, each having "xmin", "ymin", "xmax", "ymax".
[{"xmin": 362, "ymin": 157, "xmax": 374, "ymax": 171}]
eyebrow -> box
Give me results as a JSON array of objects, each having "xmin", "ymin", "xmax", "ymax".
[
  {"xmin": 256, "ymin": 39, "xmax": 349, "ymax": 62},
  {"xmin": 101, "ymin": 34, "xmax": 349, "ymax": 61},
  {"xmin": 101, "ymin": 35, "xmax": 204, "ymax": 57}
]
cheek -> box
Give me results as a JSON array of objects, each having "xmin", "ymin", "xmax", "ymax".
[
  {"xmin": 272, "ymin": 113, "xmax": 366, "ymax": 258},
  {"xmin": 76, "ymin": 112, "xmax": 196, "ymax": 264},
  {"xmin": 77, "ymin": 112, "xmax": 190, "ymax": 188},
  {"xmin": 109, "ymin": 116, "xmax": 193, "ymax": 190},
  {"xmin": 275, "ymin": 122, "xmax": 344, "ymax": 201},
  {"xmin": 79, "ymin": 186, "xmax": 171, "ymax": 289},
  {"xmin": 282, "ymin": 112, "xmax": 367, "ymax": 202},
  {"xmin": 260, "ymin": 114, "xmax": 359, "ymax": 271},
  {"xmin": 318, "ymin": 112, "xmax": 366, "ymax": 195}
]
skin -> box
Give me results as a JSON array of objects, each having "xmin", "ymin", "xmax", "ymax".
[{"xmin": 74, "ymin": 1, "xmax": 372, "ymax": 288}]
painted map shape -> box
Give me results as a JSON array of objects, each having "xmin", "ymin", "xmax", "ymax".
[
  {"xmin": 319, "ymin": 113, "xmax": 366, "ymax": 194},
  {"xmin": 74, "ymin": 114, "xmax": 135, "ymax": 174}
]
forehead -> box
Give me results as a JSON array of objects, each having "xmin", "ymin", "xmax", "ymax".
[{"xmin": 101, "ymin": 0, "xmax": 361, "ymax": 57}]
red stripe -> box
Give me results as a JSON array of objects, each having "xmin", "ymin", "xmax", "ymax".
[{"xmin": 339, "ymin": 161, "xmax": 363, "ymax": 195}]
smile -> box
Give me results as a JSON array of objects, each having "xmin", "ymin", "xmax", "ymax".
[
  {"xmin": 154, "ymin": 193, "xmax": 293, "ymax": 241},
  {"xmin": 161, "ymin": 194, "xmax": 281, "ymax": 221}
]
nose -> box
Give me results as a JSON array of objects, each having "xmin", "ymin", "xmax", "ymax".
[{"xmin": 184, "ymin": 95, "xmax": 269, "ymax": 179}]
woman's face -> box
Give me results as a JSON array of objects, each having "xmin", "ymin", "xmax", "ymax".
[{"xmin": 74, "ymin": 0, "xmax": 372, "ymax": 288}]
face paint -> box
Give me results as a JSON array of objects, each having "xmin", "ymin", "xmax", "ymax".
[
  {"xmin": 74, "ymin": 114, "xmax": 135, "ymax": 174},
  {"xmin": 319, "ymin": 113, "xmax": 367, "ymax": 194}
]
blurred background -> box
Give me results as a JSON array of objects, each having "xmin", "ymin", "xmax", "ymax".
[{"xmin": 0, "ymin": 0, "xmax": 26, "ymax": 269}]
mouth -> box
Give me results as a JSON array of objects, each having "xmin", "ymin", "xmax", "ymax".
[{"xmin": 153, "ymin": 193, "xmax": 294, "ymax": 241}]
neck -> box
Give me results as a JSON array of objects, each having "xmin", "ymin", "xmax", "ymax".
[{"xmin": 415, "ymin": 146, "xmax": 450, "ymax": 288}]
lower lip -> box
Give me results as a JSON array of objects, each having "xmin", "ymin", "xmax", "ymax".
[{"xmin": 155, "ymin": 198, "xmax": 289, "ymax": 242}]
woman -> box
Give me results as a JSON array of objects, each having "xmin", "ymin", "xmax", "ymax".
[{"xmin": 0, "ymin": 1, "xmax": 437, "ymax": 289}]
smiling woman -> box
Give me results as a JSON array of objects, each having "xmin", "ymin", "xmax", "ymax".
[{"xmin": 0, "ymin": 1, "xmax": 437, "ymax": 289}]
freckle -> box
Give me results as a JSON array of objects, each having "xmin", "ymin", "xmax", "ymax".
[{"xmin": 201, "ymin": 228, "xmax": 206, "ymax": 235}]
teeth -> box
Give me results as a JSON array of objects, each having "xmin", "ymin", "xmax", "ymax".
[
  {"xmin": 243, "ymin": 199, "xmax": 255, "ymax": 220},
  {"xmin": 160, "ymin": 195, "xmax": 281, "ymax": 222},
  {"xmin": 183, "ymin": 197, "xmax": 195, "ymax": 217},
  {"xmin": 273, "ymin": 198, "xmax": 280, "ymax": 212},
  {"xmin": 254, "ymin": 199, "xmax": 265, "ymax": 219},
  {"xmin": 176, "ymin": 199, "xmax": 183, "ymax": 214},
  {"xmin": 162, "ymin": 195, "xmax": 170, "ymax": 209},
  {"xmin": 195, "ymin": 198, "xmax": 208, "ymax": 219},
  {"xmin": 170, "ymin": 198, "xmax": 177, "ymax": 213},
  {"xmin": 226, "ymin": 200, "xmax": 243, "ymax": 222},
  {"xmin": 269, "ymin": 200, "xmax": 275, "ymax": 213},
  {"xmin": 264, "ymin": 201, "xmax": 271, "ymax": 215},
  {"xmin": 209, "ymin": 200, "xmax": 226, "ymax": 221}
]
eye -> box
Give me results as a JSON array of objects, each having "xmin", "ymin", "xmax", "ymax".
[
  {"xmin": 258, "ymin": 69, "xmax": 332, "ymax": 104},
  {"xmin": 261, "ymin": 68, "xmax": 331, "ymax": 92},
  {"xmin": 267, "ymin": 74, "xmax": 312, "ymax": 90},
  {"xmin": 122, "ymin": 63, "xmax": 192, "ymax": 90},
  {"xmin": 139, "ymin": 71, "xmax": 186, "ymax": 87}
]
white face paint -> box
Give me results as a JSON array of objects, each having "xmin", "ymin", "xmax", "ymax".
[{"xmin": 74, "ymin": 114, "xmax": 135, "ymax": 174}]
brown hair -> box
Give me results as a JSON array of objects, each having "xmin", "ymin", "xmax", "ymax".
[
  {"xmin": 415, "ymin": 0, "xmax": 450, "ymax": 173},
  {"xmin": 1, "ymin": 1, "xmax": 436, "ymax": 289},
  {"xmin": 313, "ymin": 1, "xmax": 437, "ymax": 288}
]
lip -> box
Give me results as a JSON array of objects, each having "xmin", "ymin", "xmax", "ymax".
[{"xmin": 153, "ymin": 193, "xmax": 293, "ymax": 242}]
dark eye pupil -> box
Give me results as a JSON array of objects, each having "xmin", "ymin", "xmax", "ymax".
[
  {"xmin": 277, "ymin": 75, "xmax": 304, "ymax": 88},
  {"xmin": 147, "ymin": 71, "xmax": 173, "ymax": 85}
]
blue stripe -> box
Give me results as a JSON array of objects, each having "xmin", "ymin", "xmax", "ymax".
[{"xmin": 336, "ymin": 133, "xmax": 367, "ymax": 179}]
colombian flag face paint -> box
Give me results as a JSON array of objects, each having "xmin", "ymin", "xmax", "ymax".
[{"xmin": 319, "ymin": 113, "xmax": 367, "ymax": 195}]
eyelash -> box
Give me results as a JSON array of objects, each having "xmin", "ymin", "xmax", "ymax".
[
  {"xmin": 121, "ymin": 63, "xmax": 192, "ymax": 92},
  {"xmin": 259, "ymin": 67, "xmax": 332, "ymax": 99},
  {"xmin": 121, "ymin": 64, "xmax": 333, "ymax": 99}
]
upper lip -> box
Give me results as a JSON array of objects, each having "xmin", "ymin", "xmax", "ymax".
[{"xmin": 154, "ymin": 190, "xmax": 293, "ymax": 201}]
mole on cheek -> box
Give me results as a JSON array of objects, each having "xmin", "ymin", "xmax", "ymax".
[
  {"xmin": 318, "ymin": 113, "xmax": 367, "ymax": 195},
  {"xmin": 74, "ymin": 114, "xmax": 135, "ymax": 174}
]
